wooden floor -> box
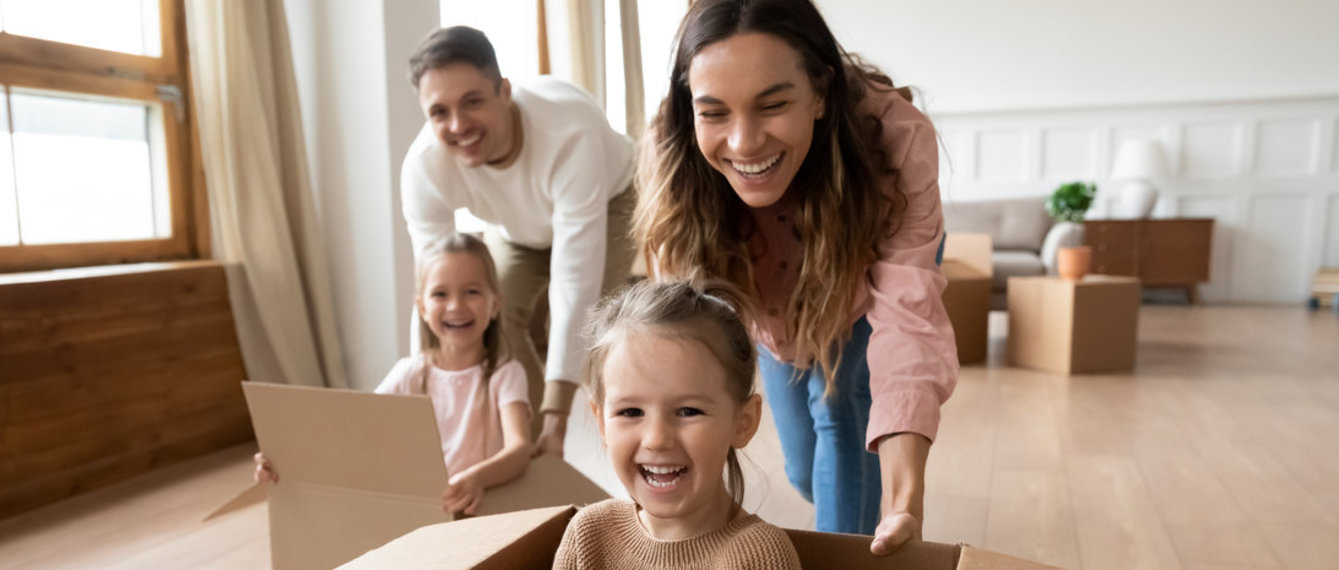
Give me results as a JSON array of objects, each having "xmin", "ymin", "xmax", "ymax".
[{"xmin": 2, "ymin": 306, "xmax": 1336, "ymax": 569}]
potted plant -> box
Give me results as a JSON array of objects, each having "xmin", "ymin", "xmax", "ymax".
[
  {"xmin": 1044, "ymin": 181, "xmax": 1097, "ymax": 279},
  {"xmin": 1045, "ymin": 181, "xmax": 1097, "ymax": 222}
]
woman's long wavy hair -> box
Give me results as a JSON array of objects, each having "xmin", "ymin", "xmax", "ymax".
[{"xmin": 634, "ymin": 0, "xmax": 908, "ymax": 394}]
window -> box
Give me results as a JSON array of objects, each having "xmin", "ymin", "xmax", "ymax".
[
  {"xmin": 436, "ymin": 0, "xmax": 687, "ymax": 232},
  {"xmin": 439, "ymin": 0, "xmax": 541, "ymax": 81},
  {"xmin": 439, "ymin": 0, "xmax": 540, "ymax": 233},
  {"xmin": 0, "ymin": 0, "xmax": 202, "ymax": 272},
  {"xmin": 604, "ymin": 0, "xmax": 687, "ymax": 136}
]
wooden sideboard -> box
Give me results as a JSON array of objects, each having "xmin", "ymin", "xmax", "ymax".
[{"xmin": 1084, "ymin": 218, "xmax": 1214, "ymax": 303}]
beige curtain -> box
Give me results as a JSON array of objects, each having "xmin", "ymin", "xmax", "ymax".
[
  {"xmin": 617, "ymin": 0, "xmax": 645, "ymax": 138},
  {"xmin": 542, "ymin": 0, "xmax": 646, "ymax": 135},
  {"xmin": 544, "ymin": 0, "xmax": 604, "ymax": 101},
  {"xmin": 184, "ymin": 0, "xmax": 348, "ymax": 389}
]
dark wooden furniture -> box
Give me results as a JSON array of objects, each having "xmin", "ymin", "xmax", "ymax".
[
  {"xmin": 0, "ymin": 262, "xmax": 253, "ymax": 517},
  {"xmin": 1084, "ymin": 218, "xmax": 1214, "ymax": 303}
]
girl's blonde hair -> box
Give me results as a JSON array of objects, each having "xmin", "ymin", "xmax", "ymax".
[
  {"xmin": 416, "ymin": 233, "xmax": 509, "ymax": 387},
  {"xmin": 583, "ymin": 277, "xmax": 755, "ymax": 515},
  {"xmin": 634, "ymin": 0, "xmax": 910, "ymax": 395}
]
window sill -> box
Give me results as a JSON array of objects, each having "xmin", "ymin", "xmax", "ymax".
[{"xmin": 0, "ymin": 259, "xmax": 225, "ymax": 286}]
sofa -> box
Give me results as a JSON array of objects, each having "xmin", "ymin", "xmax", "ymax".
[{"xmin": 943, "ymin": 196, "xmax": 1083, "ymax": 309}]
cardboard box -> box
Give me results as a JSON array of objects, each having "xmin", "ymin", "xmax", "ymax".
[
  {"xmin": 1006, "ymin": 275, "xmax": 1140, "ymax": 374},
  {"xmin": 340, "ymin": 505, "xmax": 1059, "ymax": 569},
  {"xmin": 942, "ymin": 233, "xmax": 992, "ymax": 279},
  {"xmin": 942, "ymin": 233, "xmax": 994, "ymax": 364},
  {"xmin": 1310, "ymin": 267, "xmax": 1339, "ymax": 308},
  {"xmin": 208, "ymin": 382, "xmax": 609, "ymax": 570}
]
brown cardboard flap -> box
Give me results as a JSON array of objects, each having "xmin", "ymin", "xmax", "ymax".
[
  {"xmin": 942, "ymin": 259, "xmax": 991, "ymax": 281},
  {"xmin": 242, "ymin": 382, "xmax": 448, "ymax": 496},
  {"xmin": 958, "ymin": 545, "xmax": 1063, "ymax": 569},
  {"xmin": 271, "ymin": 482, "xmax": 448, "ymax": 570},
  {"xmin": 338, "ymin": 505, "xmax": 575, "ymax": 569},
  {"xmin": 785, "ymin": 529, "xmax": 960, "ymax": 569},
  {"xmin": 472, "ymin": 455, "xmax": 609, "ymax": 516},
  {"xmin": 342, "ymin": 504, "xmax": 1058, "ymax": 570},
  {"xmin": 336, "ymin": 458, "xmax": 604, "ymax": 568},
  {"xmin": 942, "ymin": 275, "xmax": 992, "ymax": 364},
  {"xmin": 203, "ymin": 481, "xmax": 266, "ymax": 522},
  {"xmin": 239, "ymin": 382, "xmax": 449, "ymax": 569},
  {"xmin": 227, "ymin": 383, "xmax": 610, "ymax": 569}
]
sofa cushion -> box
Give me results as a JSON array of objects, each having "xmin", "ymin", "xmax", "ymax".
[
  {"xmin": 992, "ymin": 249, "xmax": 1046, "ymax": 290},
  {"xmin": 944, "ymin": 197, "xmax": 1054, "ymax": 252}
]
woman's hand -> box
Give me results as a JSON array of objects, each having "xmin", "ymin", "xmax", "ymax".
[
  {"xmin": 253, "ymin": 452, "xmax": 278, "ymax": 484},
  {"xmin": 442, "ymin": 471, "xmax": 485, "ymax": 515},
  {"xmin": 871, "ymin": 433, "xmax": 930, "ymax": 556},
  {"xmin": 870, "ymin": 511, "xmax": 921, "ymax": 555}
]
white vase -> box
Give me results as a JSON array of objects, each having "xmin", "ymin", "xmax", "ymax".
[{"xmin": 1120, "ymin": 180, "xmax": 1158, "ymax": 219}]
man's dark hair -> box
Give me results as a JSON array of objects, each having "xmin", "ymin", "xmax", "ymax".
[{"xmin": 407, "ymin": 26, "xmax": 503, "ymax": 89}]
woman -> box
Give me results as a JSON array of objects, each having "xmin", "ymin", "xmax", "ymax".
[{"xmin": 635, "ymin": 0, "xmax": 958, "ymax": 554}]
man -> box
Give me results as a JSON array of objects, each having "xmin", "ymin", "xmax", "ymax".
[{"xmin": 400, "ymin": 26, "xmax": 635, "ymax": 457}]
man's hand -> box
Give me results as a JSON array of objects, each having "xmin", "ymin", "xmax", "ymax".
[
  {"xmin": 442, "ymin": 471, "xmax": 485, "ymax": 515},
  {"xmin": 531, "ymin": 411, "xmax": 568, "ymax": 459},
  {"xmin": 253, "ymin": 452, "xmax": 277, "ymax": 484},
  {"xmin": 870, "ymin": 511, "xmax": 921, "ymax": 555}
]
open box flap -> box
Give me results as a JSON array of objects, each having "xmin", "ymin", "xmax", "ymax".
[
  {"xmin": 472, "ymin": 455, "xmax": 609, "ymax": 516},
  {"xmin": 342, "ymin": 505, "xmax": 1059, "ymax": 569},
  {"xmin": 203, "ymin": 481, "xmax": 266, "ymax": 521},
  {"xmin": 338, "ymin": 505, "xmax": 576, "ymax": 569},
  {"xmin": 208, "ymin": 383, "xmax": 609, "ymax": 569},
  {"xmin": 242, "ymin": 382, "xmax": 448, "ymax": 497}
]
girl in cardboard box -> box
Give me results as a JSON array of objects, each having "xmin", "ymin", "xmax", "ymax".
[
  {"xmin": 553, "ymin": 279, "xmax": 801, "ymax": 569},
  {"xmin": 255, "ymin": 232, "xmax": 531, "ymax": 516}
]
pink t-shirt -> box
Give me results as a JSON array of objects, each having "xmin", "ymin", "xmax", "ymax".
[
  {"xmin": 374, "ymin": 355, "xmax": 530, "ymax": 477},
  {"xmin": 747, "ymin": 87, "xmax": 959, "ymax": 451}
]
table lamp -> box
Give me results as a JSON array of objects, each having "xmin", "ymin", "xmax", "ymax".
[{"xmin": 1111, "ymin": 139, "xmax": 1170, "ymax": 219}]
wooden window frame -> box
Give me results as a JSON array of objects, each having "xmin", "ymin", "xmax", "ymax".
[{"xmin": 0, "ymin": 0, "xmax": 208, "ymax": 273}]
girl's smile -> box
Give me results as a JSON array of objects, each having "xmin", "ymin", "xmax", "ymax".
[
  {"xmin": 596, "ymin": 330, "xmax": 761, "ymax": 540},
  {"xmin": 639, "ymin": 463, "xmax": 689, "ymax": 491},
  {"xmin": 417, "ymin": 251, "xmax": 501, "ymax": 369}
]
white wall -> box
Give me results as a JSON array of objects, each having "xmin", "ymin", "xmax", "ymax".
[
  {"xmin": 818, "ymin": 0, "xmax": 1339, "ymax": 304},
  {"xmin": 284, "ymin": 0, "xmax": 434, "ymax": 390},
  {"xmin": 817, "ymin": 0, "xmax": 1339, "ymax": 114}
]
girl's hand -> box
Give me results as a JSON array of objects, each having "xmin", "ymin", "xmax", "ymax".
[
  {"xmin": 253, "ymin": 452, "xmax": 278, "ymax": 484},
  {"xmin": 442, "ymin": 472, "xmax": 485, "ymax": 515},
  {"xmin": 870, "ymin": 511, "xmax": 920, "ymax": 555}
]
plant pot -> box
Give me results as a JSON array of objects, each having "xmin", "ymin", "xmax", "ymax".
[{"xmin": 1057, "ymin": 246, "xmax": 1092, "ymax": 281}]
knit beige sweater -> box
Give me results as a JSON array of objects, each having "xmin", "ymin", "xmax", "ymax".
[{"xmin": 552, "ymin": 499, "xmax": 802, "ymax": 569}]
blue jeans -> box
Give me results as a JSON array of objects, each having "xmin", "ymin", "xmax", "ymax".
[
  {"xmin": 760, "ymin": 316, "xmax": 880, "ymax": 535},
  {"xmin": 760, "ymin": 234, "xmax": 943, "ymax": 534}
]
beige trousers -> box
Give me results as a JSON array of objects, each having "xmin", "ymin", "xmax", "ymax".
[{"xmin": 483, "ymin": 185, "xmax": 637, "ymax": 432}]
